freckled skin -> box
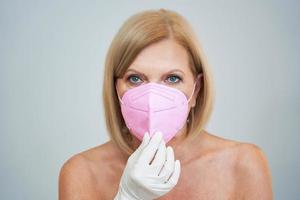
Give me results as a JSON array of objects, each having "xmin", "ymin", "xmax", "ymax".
[{"xmin": 59, "ymin": 39, "xmax": 273, "ymax": 200}]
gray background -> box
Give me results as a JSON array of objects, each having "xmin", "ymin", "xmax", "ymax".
[{"xmin": 1, "ymin": 0, "xmax": 299, "ymax": 199}]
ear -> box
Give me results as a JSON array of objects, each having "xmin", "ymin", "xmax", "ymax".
[{"xmin": 192, "ymin": 73, "xmax": 203, "ymax": 107}]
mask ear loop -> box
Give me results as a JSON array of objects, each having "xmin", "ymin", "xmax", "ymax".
[
  {"xmin": 187, "ymin": 73, "xmax": 203, "ymax": 103},
  {"xmin": 186, "ymin": 84, "xmax": 196, "ymax": 124},
  {"xmin": 187, "ymin": 82, "xmax": 197, "ymax": 103},
  {"xmin": 187, "ymin": 73, "xmax": 203, "ymax": 124},
  {"xmin": 115, "ymin": 79, "xmax": 124, "ymax": 105},
  {"xmin": 117, "ymin": 92, "xmax": 124, "ymax": 105}
]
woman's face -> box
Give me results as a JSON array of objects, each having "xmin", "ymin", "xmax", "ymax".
[{"xmin": 116, "ymin": 39, "xmax": 200, "ymax": 109}]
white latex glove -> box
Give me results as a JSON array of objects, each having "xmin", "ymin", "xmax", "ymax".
[{"xmin": 114, "ymin": 131, "xmax": 181, "ymax": 200}]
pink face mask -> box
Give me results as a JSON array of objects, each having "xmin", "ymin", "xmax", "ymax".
[{"xmin": 117, "ymin": 81, "xmax": 197, "ymax": 143}]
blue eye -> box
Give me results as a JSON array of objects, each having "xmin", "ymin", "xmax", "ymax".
[
  {"xmin": 127, "ymin": 75, "xmax": 142, "ymax": 84},
  {"xmin": 166, "ymin": 75, "xmax": 182, "ymax": 83}
]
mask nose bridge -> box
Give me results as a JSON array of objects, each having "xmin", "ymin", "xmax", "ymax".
[
  {"xmin": 118, "ymin": 80, "xmax": 198, "ymax": 104},
  {"xmin": 118, "ymin": 82, "xmax": 174, "ymax": 104}
]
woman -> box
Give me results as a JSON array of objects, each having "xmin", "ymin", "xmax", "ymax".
[{"xmin": 59, "ymin": 8, "xmax": 273, "ymax": 199}]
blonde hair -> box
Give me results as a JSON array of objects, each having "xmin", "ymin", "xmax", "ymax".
[{"xmin": 102, "ymin": 8, "xmax": 215, "ymax": 155}]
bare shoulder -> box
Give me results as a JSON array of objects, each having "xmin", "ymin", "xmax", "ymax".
[
  {"xmin": 234, "ymin": 141, "xmax": 272, "ymax": 181},
  {"xmin": 202, "ymin": 131, "xmax": 272, "ymax": 176},
  {"xmin": 58, "ymin": 149, "xmax": 99, "ymax": 199},
  {"xmin": 196, "ymin": 130, "xmax": 244, "ymax": 156},
  {"xmin": 235, "ymin": 142, "xmax": 271, "ymax": 168},
  {"xmin": 234, "ymin": 142, "xmax": 273, "ymax": 198},
  {"xmin": 59, "ymin": 141, "xmax": 124, "ymax": 200},
  {"xmin": 198, "ymin": 131, "xmax": 273, "ymax": 198},
  {"xmin": 199, "ymin": 131, "xmax": 270, "ymax": 161},
  {"xmin": 209, "ymin": 133, "xmax": 273, "ymax": 199}
]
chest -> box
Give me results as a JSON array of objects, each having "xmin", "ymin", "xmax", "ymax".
[
  {"xmin": 104, "ymin": 152, "xmax": 237, "ymax": 200},
  {"xmin": 156, "ymin": 159, "xmax": 236, "ymax": 200}
]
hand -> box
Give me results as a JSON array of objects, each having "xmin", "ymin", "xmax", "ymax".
[{"xmin": 114, "ymin": 131, "xmax": 181, "ymax": 200}]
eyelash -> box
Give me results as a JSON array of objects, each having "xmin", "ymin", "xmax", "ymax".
[{"xmin": 126, "ymin": 74, "xmax": 182, "ymax": 84}]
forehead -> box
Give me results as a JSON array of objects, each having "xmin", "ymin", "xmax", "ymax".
[{"xmin": 127, "ymin": 39, "xmax": 192, "ymax": 75}]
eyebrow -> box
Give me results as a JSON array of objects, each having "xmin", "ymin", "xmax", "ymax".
[{"xmin": 124, "ymin": 68, "xmax": 185, "ymax": 77}]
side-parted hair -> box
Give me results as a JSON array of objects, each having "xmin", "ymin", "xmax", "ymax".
[{"xmin": 102, "ymin": 8, "xmax": 215, "ymax": 155}]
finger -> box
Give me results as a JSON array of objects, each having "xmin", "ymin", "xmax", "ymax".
[
  {"xmin": 131, "ymin": 132, "xmax": 150, "ymax": 158},
  {"xmin": 152, "ymin": 159, "xmax": 180, "ymax": 191},
  {"xmin": 139, "ymin": 132, "xmax": 150, "ymax": 150},
  {"xmin": 158, "ymin": 146, "xmax": 175, "ymax": 182},
  {"xmin": 138, "ymin": 131, "xmax": 163, "ymax": 164},
  {"xmin": 150, "ymin": 139, "xmax": 166, "ymax": 174},
  {"xmin": 166, "ymin": 160, "xmax": 181, "ymax": 187}
]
